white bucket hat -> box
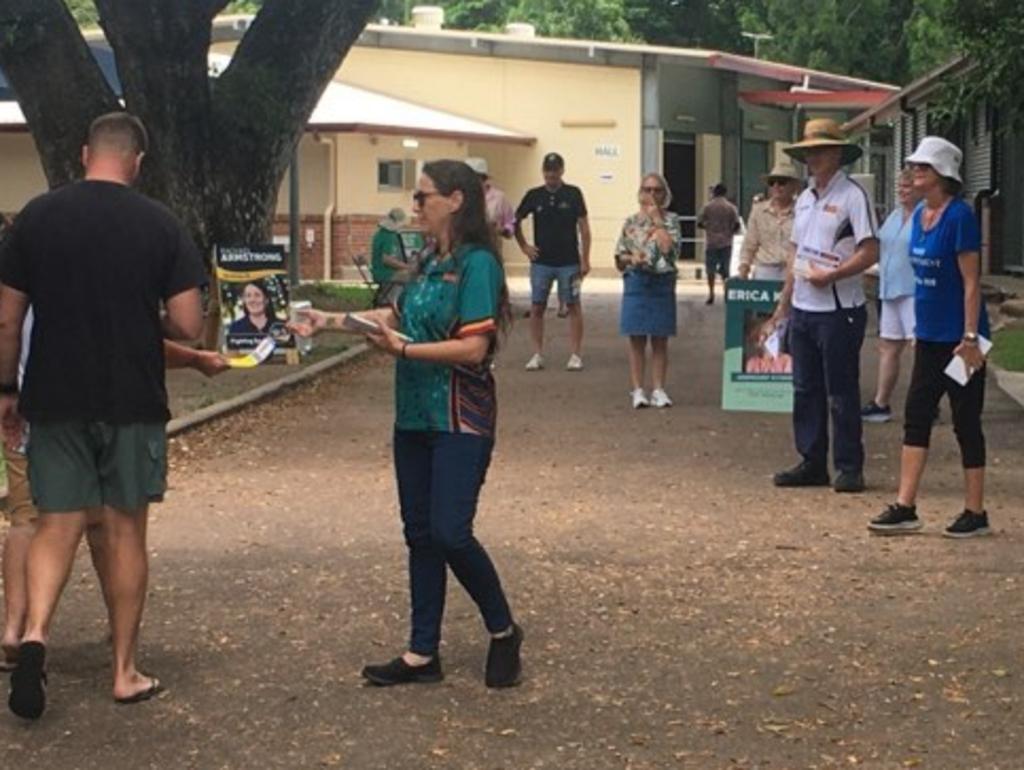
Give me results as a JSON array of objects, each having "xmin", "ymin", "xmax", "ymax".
[
  {"xmin": 906, "ymin": 136, "xmax": 963, "ymax": 183},
  {"xmin": 464, "ymin": 156, "xmax": 489, "ymax": 176}
]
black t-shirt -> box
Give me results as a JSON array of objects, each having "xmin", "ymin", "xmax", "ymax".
[
  {"xmin": 0, "ymin": 180, "xmax": 207, "ymax": 424},
  {"xmin": 515, "ymin": 184, "xmax": 587, "ymax": 267}
]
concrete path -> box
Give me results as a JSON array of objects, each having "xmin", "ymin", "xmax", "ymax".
[{"xmin": 3, "ymin": 280, "xmax": 1023, "ymax": 769}]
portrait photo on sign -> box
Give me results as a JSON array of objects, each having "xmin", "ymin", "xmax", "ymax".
[
  {"xmin": 743, "ymin": 310, "xmax": 792, "ymax": 375},
  {"xmin": 216, "ymin": 245, "xmax": 295, "ymax": 353}
]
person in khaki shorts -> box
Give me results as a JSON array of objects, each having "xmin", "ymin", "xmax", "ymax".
[{"xmin": 0, "ymin": 112, "xmax": 207, "ymax": 719}]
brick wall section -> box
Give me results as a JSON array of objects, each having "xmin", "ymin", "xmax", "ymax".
[{"xmin": 273, "ymin": 213, "xmax": 380, "ymax": 281}]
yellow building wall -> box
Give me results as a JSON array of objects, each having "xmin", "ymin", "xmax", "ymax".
[
  {"xmin": 695, "ymin": 133, "xmax": 723, "ymax": 262},
  {"xmin": 0, "ymin": 134, "xmax": 49, "ymax": 212},
  {"xmin": 335, "ymin": 47, "xmax": 641, "ymax": 270}
]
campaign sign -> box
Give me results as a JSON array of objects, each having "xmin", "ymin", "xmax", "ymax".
[
  {"xmin": 722, "ymin": 279, "xmax": 793, "ymax": 413},
  {"xmin": 216, "ymin": 245, "xmax": 295, "ymax": 353}
]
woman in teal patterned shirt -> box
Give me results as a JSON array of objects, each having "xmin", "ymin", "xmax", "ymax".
[{"xmin": 292, "ymin": 160, "xmax": 522, "ymax": 688}]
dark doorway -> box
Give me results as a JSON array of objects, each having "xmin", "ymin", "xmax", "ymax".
[{"xmin": 663, "ymin": 135, "xmax": 696, "ymax": 260}]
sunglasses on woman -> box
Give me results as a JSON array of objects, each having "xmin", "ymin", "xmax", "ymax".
[
  {"xmin": 640, "ymin": 186, "xmax": 665, "ymax": 194},
  {"xmin": 767, "ymin": 179, "xmax": 789, "ymax": 187},
  {"xmin": 412, "ymin": 190, "xmax": 442, "ymax": 205}
]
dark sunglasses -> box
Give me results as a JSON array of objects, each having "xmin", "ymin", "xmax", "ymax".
[
  {"xmin": 412, "ymin": 190, "xmax": 441, "ymax": 205},
  {"xmin": 640, "ymin": 186, "xmax": 665, "ymax": 194},
  {"xmin": 907, "ymin": 162, "xmax": 932, "ymax": 172},
  {"xmin": 767, "ymin": 179, "xmax": 789, "ymax": 187}
]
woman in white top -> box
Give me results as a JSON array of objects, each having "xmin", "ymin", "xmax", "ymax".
[{"xmin": 862, "ymin": 168, "xmax": 921, "ymax": 423}]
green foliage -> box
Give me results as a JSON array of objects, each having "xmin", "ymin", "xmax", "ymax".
[
  {"xmin": 904, "ymin": 0, "xmax": 957, "ymax": 77},
  {"xmin": 941, "ymin": 0, "xmax": 1024, "ymax": 129},
  {"xmin": 64, "ymin": 0, "xmax": 98, "ymax": 25},
  {"xmin": 509, "ymin": 0, "xmax": 633, "ymax": 41},
  {"xmin": 992, "ymin": 328, "xmax": 1024, "ymax": 372}
]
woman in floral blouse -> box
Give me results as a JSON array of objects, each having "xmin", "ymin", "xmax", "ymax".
[{"xmin": 615, "ymin": 173, "xmax": 683, "ymax": 408}]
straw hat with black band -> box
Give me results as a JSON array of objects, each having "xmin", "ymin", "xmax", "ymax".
[{"xmin": 783, "ymin": 118, "xmax": 862, "ymax": 166}]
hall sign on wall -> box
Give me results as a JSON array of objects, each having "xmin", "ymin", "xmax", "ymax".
[{"xmin": 594, "ymin": 144, "xmax": 621, "ymax": 159}]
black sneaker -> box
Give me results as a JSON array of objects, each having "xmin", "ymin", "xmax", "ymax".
[
  {"xmin": 773, "ymin": 461, "xmax": 830, "ymax": 487},
  {"xmin": 943, "ymin": 510, "xmax": 992, "ymax": 539},
  {"xmin": 485, "ymin": 623, "xmax": 523, "ymax": 688},
  {"xmin": 868, "ymin": 503, "xmax": 922, "ymax": 534},
  {"xmin": 361, "ymin": 655, "xmax": 443, "ymax": 686},
  {"xmin": 861, "ymin": 401, "xmax": 892, "ymax": 423},
  {"xmin": 8, "ymin": 641, "xmax": 47, "ymax": 720},
  {"xmin": 833, "ymin": 470, "xmax": 865, "ymax": 493}
]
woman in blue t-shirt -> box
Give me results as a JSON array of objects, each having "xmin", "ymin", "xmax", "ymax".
[{"xmin": 869, "ymin": 137, "xmax": 992, "ymax": 538}]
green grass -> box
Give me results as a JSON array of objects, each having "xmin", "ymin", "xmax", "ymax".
[
  {"xmin": 291, "ymin": 282, "xmax": 373, "ymax": 312},
  {"xmin": 992, "ymin": 328, "xmax": 1024, "ymax": 372}
]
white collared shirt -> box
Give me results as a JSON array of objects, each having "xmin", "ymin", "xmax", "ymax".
[{"xmin": 791, "ymin": 170, "xmax": 878, "ymax": 312}]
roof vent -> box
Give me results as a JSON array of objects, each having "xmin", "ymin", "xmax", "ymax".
[
  {"xmin": 505, "ymin": 22, "xmax": 536, "ymax": 38},
  {"xmin": 411, "ymin": 6, "xmax": 444, "ymax": 30}
]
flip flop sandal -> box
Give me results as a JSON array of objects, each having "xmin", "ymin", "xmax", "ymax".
[
  {"xmin": 8, "ymin": 642, "xmax": 47, "ymax": 720},
  {"xmin": 114, "ymin": 678, "xmax": 164, "ymax": 705}
]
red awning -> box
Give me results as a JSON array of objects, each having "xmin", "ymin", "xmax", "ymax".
[{"xmin": 739, "ymin": 90, "xmax": 892, "ymax": 109}]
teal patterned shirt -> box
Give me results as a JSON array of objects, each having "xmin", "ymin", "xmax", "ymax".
[{"xmin": 394, "ymin": 244, "xmax": 502, "ymax": 436}]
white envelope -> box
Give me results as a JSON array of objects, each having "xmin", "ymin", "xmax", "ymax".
[{"xmin": 943, "ymin": 336, "xmax": 993, "ymax": 386}]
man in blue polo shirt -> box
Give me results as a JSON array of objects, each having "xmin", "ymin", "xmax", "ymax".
[
  {"xmin": 515, "ymin": 153, "xmax": 591, "ymax": 371},
  {"xmin": 769, "ymin": 119, "xmax": 880, "ymax": 493}
]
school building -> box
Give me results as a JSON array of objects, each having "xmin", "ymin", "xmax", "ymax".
[{"xmin": 0, "ymin": 9, "xmax": 896, "ymax": 278}]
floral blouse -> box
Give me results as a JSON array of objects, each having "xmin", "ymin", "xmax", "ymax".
[{"xmin": 614, "ymin": 210, "xmax": 682, "ymax": 274}]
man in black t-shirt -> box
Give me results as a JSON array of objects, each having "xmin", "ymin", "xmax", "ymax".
[
  {"xmin": 0, "ymin": 112, "xmax": 207, "ymax": 719},
  {"xmin": 514, "ymin": 153, "xmax": 591, "ymax": 371}
]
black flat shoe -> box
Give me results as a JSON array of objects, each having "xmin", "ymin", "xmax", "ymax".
[
  {"xmin": 773, "ymin": 461, "xmax": 830, "ymax": 488},
  {"xmin": 485, "ymin": 624, "xmax": 523, "ymax": 688},
  {"xmin": 9, "ymin": 641, "xmax": 47, "ymax": 720},
  {"xmin": 361, "ymin": 655, "xmax": 443, "ymax": 687},
  {"xmin": 833, "ymin": 470, "xmax": 865, "ymax": 493}
]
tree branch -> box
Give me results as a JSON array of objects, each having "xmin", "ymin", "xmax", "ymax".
[
  {"xmin": 0, "ymin": 0, "xmax": 119, "ymax": 187},
  {"xmin": 208, "ymin": 0, "xmax": 378, "ymax": 243},
  {"xmin": 94, "ymin": 0, "xmax": 216, "ymax": 240}
]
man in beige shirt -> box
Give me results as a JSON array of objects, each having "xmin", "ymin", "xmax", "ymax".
[{"xmin": 738, "ymin": 161, "xmax": 803, "ymax": 280}]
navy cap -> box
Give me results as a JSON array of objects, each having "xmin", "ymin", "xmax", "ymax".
[{"xmin": 542, "ymin": 152, "xmax": 564, "ymax": 170}]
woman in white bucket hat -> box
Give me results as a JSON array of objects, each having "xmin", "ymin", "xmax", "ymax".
[{"xmin": 868, "ymin": 136, "xmax": 993, "ymax": 538}]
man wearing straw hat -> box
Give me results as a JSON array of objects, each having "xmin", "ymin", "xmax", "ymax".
[
  {"xmin": 769, "ymin": 118, "xmax": 879, "ymax": 494},
  {"xmin": 738, "ymin": 160, "xmax": 803, "ymax": 281}
]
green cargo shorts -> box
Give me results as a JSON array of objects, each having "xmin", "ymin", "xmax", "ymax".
[{"xmin": 26, "ymin": 422, "xmax": 167, "ymax": 513}]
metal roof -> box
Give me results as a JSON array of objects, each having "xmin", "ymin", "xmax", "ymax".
[
  {"xmin": 1, "ymin": 49, "xmax": 535, "ymax": 145},
  {"xmin": 211, "ymin": 15, "xmax": 897, "ymax": 95}
]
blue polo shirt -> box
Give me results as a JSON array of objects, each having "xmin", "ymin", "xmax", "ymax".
[{"xmin": 910, "ymin": 198, "xmax": 989, "ymax": 343}]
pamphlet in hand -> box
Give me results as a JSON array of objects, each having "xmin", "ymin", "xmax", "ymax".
[
  {"xmin": 944, "ymin": 335, "xmax": 993, "ymax": 386},
  {"xmin": 227, "ymin": 336, "xmax": 276, "ymax": 369},
  {"xmin": 793, "ymin": 245, "xmax": 841, "ymax": 279},
  {"xmin": 763, "ymin": 319, "xmax": 787, "ymax": 359},
  {"xmin": 343, "ymin": 313, "xmax": 413, "ymax": 342}
]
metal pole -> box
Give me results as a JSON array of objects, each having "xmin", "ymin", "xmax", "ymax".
[{"xmin": 288, "ymin": 144, "xmax": 300, "ymax": 285}]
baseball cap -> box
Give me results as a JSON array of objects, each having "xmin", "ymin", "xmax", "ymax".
[
  {"xmin": 542, "ymin": 152, "xmax": 564, "ymax": 171},
  {"xmin": 465, "ymin": 157, "xmax": 489, "ymax": 176}
]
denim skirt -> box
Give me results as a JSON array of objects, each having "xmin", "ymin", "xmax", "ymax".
[{"xmin": 620, "ymin": 270, "xmax": 677, "ymax": 337}]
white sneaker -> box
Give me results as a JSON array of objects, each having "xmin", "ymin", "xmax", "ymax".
[
  {"xmin": 631, "ymin": 388, "xmax": 649, "ymax": 409},
  {"xmin": 566, "ymin": 353, "xmax": 584, "ymax": 371},
  {"xmin": 650, "ymin": 388, "xmax": 673, "ymax": 408},
  {"xmin": 525, "ymin": 353, "xmax": 544, "ymax": 371}
]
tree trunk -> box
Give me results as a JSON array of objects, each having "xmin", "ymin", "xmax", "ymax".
[{"xmin": 0, "ymin": 0, "xmax": 120, "ymax": 187}]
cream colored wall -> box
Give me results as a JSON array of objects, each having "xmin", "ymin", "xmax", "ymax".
[
  {"xmin": 333, "ymin": 134, "xmax": 465, "ymax": 214},
  {"xmin": 0, "ymin": 134, "xmax": 49, "ymax": 212},
  {"xmin": 335, "ymin": 48, "xmax": 641, "ymax": 269},
  {"xmin": 276, "ymin": 134, "xmax": 331, "ymax": 214},
  {"xmin": 695, "ymin": 133, "xmax": 723, "ymax": 262}
]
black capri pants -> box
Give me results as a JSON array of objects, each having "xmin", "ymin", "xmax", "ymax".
[{"xmin": 903, "ymin": 340, "xmax": 986, "ymax": 468}]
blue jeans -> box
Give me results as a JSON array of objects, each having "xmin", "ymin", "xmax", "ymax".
[
  {"xmin": 788, "ymin": 306, "xmax": 867, "ymax": 474},
  {"xmin": 393, "ymin": 429, "xmax": 513, "ymax": 655}
]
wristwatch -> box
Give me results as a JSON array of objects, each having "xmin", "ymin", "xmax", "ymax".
[{"xmin": 963, "ymin": 332, "xmax": 979, "ymax": 345}]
